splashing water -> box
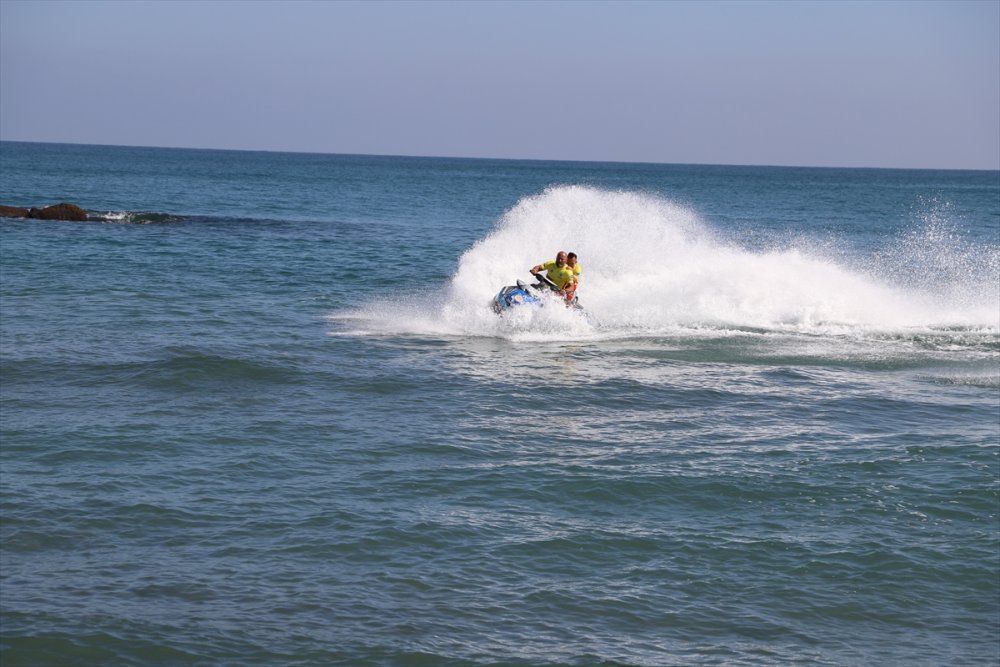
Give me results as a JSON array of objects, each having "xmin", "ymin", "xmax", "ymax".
[
  {"xmin": 869, "ymin": 197, "xmax": 1000, "ymax": 320},
  {"xmin": 337, "ymin": 186, "xmax": 999, "ymax": 344}
]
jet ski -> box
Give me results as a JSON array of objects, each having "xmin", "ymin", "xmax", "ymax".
[{"xmin": 491, "ymin": 272, "xmax": 582, "ymax": 314}]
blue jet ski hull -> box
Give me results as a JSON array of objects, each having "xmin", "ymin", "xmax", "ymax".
[
  {"xmin": 491, "ymin": 275, "xmax": 583, "ymax": 314},
  {"xmin": 491, "ymin": 283, "xmax": 540, "ymax": 314}
]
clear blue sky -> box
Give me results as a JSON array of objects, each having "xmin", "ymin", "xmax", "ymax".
[{"xmin": 1, "ymin": 0, "xmax": 997, "ymax": 169}]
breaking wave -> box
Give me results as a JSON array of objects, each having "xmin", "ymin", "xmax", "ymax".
[{"xmin": 89, "ymin": 211, "xmax": 182, "ymax": 224}]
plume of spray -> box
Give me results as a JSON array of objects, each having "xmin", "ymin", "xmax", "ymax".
[
  {"xmin": 867, "ymin": 197, "xmax": 1000, "ymax": 327},
  {"xmin": 343, "ymin": 186, "xmax": 999, "ymax": 341},
  {"xmin": 443, "ymin": 186, "xmax": 710, "ymax": 337},
  {"xmin": 447, "ymin": 185, "xmax": 1000, "ymax": 337}
]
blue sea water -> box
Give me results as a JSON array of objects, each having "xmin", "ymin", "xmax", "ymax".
[{"xmin": 1, "ymin": 141, "xmax": 998, "ymax": 666}]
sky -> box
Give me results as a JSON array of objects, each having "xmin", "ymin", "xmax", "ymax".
[{"xmin": 1, "ymin": 0, "xmax": 997, "ymax": 169}]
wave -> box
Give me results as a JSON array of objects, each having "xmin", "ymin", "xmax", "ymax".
[
  {"xmin": 88, "ymin": 210, "xmax": 184, "ymax": 224},
  {"xmin": 87, "ymin": 211, "xmax": 283, "ymax": 225},
  {"xmin": 335, "ymin": 186, "xmax": 1000, "ymax": 352},
  {"xmin": 1, "ymin": 352, "xmax": 304, "ymax": 391}
]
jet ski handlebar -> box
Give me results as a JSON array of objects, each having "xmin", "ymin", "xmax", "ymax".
[{"xmin": 530, "ymin": 272, "xmax": 560, "ymax": 291}]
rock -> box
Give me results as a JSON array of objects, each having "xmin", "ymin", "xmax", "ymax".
[
  {"xmin": 0, "ymin": 205, "xmax": 30, "ymax": 218},
  {"xmin": 27, "ymin": 203, "xmax": 88, "ymax": 221}
]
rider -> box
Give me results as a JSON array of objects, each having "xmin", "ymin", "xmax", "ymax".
[
  {"xmin": 531, "ymin": 251, "xmax": 578, "ymax": 304},
  {"xmin": 565, "ymin": 252, "xmax": 581, "ymax": 303}
]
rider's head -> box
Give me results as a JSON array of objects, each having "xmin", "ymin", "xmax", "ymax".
[
  {"xmin": 567, "ymin": 252, "xmax": 577, "ymax": 267},
  {"xmin": 555, "ymin": 251, "xmax": 567, "ymax": 266}
]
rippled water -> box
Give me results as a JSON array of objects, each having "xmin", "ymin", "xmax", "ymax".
[{"xmin": 1, "ymin": 142, "xmax": 998, "ymax": 665}]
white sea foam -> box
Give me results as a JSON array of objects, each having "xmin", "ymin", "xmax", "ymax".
[
  {"xmin": 100, "ymin": 211, "xmax": 130, "ymax": 222},
  {"xmin": 335, "ymin": 186, "xmax": 1000, "ymax": 344}
]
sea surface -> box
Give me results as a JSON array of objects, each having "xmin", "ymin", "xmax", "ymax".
[{"xmin": 1, "ymin": 141, "xmax": 998, "ymax": 666}]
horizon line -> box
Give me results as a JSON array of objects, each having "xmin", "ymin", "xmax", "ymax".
[{"xmin": 2, "ymin": 138, "xmax": 997, "ymax": 173}]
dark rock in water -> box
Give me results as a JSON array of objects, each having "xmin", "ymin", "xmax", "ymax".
[
  {"xmin": 1, "ymin": 203, "xmax": 88, "ymax": 221},
  {"xmin": 27, "ymin": 203, "xmax": 88, "ymax": 221},
  {"xmin": 0, "ymin": 205, "xmax": 30, "ymax": 218}
]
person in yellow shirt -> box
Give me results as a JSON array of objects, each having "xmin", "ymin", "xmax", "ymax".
[
  {"xmin": 566, "ymin": 252, "xmax": 581, "ymax": 297},
  {"xmin": 531, "ymin": 251, "xmax": 579, "ymax": 305}
]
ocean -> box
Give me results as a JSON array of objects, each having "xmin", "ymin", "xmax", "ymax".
[{"xmin": 0, "ymin": 141, "xmax": 997, "ymax": 666}]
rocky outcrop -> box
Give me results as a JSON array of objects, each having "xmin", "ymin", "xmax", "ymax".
[
  {"xmin": 0, "ymin": 205, "xmax": 30, "ymax": 218},
  {"xmin": 0, "ymin": 203, "xmax": 88, "ymax": 221},
  {"xmin": 29, "ymin": 203, "xmax": 88, "ymax": 221}
]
